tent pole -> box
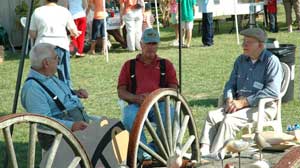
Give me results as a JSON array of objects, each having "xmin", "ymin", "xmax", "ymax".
[
  {"xmin": 178, "ymin": 0, "xmax": 182, "ymax": 93},
  {"xmin": 5, "ymin": 0, "xmax": 35, "ymax": 167},
  {"xmin": 154, "ymin": 0, "xmax": 160, "ymax": 34},
  {"xmin": 234, "ymin": 0, "xmax": 240, "ymax": 45},
  {"xmin": 104, "ymin": 0, "xmax": 109, "ymax": 62},
  {"xmin": 12, "ymin": 1, "xmax": 34, "ymax": 115}
]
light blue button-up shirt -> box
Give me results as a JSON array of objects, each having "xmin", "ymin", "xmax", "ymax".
[
  {"xmin": 223, "ymin": 49, "xmax": 282, "ymax": 106},
  {"xmin": 21, "ymin": 69, "xmax": 83, "ymax": 128}
]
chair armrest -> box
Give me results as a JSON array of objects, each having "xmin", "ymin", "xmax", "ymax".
[
  {"xmin": 258, "ymin": 97, "xmax": 277, "ymax": 106},
  {"xmin": 256, "ymin": 97, "xmax": 277, "ymax": 132},
  {"xmin": 217, "ymin": 94, "xmax": 224, "ymax": 108}
]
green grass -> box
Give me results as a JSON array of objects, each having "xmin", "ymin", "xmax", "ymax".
[{"xmin": 1, "ymin": 5, "xmax": 300, "ymax": 167}]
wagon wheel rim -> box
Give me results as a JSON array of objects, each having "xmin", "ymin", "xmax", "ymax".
[
  {"xmin": 0, "ymin": 113, "xmax": 91, "ymax": 168},
  {"xmin": 127, "ymin": 88, "xmax": 200, "ymax": 167}
]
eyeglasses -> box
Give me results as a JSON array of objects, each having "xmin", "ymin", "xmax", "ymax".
[{"xmin": 242, "ymin": 40, "xmax": 259, "ymax": 46}]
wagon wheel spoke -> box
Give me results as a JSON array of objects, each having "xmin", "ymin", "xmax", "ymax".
[
  {"xmin": 67, "ymin": 156, "xmax": 81, "ymax": 168},
  {"xmin": 180, "ymin": 135, "xmax": 195, "ymax": 159},
  {"xmin": 0, "ymin": 113, "xmax": 91, "ymax": 168},
  {"xmin": 45, "ymin": 133, "xmax": 63, "ymax": 168},
  {"xmin": 176, "ymin": 115, "xmax": 190, "ymax": 147},
  {"xmin": 3, "ymin": 126, "xmax": 18, "ymax": 168},
  {"xmin": 164, "ymin": 96, "xmax": 173, "ymax": 155},
  {"xmin": 28, "ymin": 123, "xmax": 37, "ymax": 168},
  {"xmin": 172, "ymin": 101, "xmax": 181, "ymax": 152},
  {"xmin": 139, "ymin": 142, "xmax": 167, "ymax": 165},
  {"xmin": 144, "ymin": 119, "xmax": 168, "ymax": 160},
  {"xmin": 153, "ymin": 102, "xmax": 170, "ymax": 155},
  {"xmin": 128, "ymin": 88, "xmax": 200, "ymax": 168}
]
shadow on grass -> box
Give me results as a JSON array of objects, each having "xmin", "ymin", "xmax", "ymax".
[
  {"xmin": 188, "ymin": 98, "xmax": 218, "ymax": 108},
  {"xmin": 0, "ymin": 141, "xmax": 42, "ymax": 167},
  {"xmin": 0, "ymin": 112, "xmax": 11, "ymax": 117},
  {"xmin": 3, "ymin": 50, "xmax": 25, "ymax": 61}
]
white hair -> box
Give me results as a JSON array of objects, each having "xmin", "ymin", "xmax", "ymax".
[{"xmin": 29, "ymin": 43, "xmax": 56, "ymax": 70}]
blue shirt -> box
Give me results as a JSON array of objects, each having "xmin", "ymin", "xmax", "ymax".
[
  {"xmin": 68, "ymin": 0, "xmax": 86, "ymax": 19},
  {"xmin": 200, "ymin": 0, "xmax": 214, "ymax": 13},
  {"xmin": 223, "ymin": 49, "xmax": 282, "ymax": 106},
  {"xmin": 21, "ymin": 69, "xmax": 84, "ymax": 128}
]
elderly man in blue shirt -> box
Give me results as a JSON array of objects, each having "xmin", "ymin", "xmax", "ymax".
[
  {"xmin": 21, "ymin": 43, "xmax": 98, "ymax": 132},
  {"xmin": 199, "ymin": 28, "xmax": 283, "ymax": 159}
]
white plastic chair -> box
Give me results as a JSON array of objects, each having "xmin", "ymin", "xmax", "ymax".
[
  {"xmin": 20, "ymin": 17, "xmax": 34, "ymax": 54},
  {"xmin": 218, "ymin": 62, "xmax": 290, "ymax": 134}
]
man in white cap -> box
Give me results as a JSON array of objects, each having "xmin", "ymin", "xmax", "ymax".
[{"xmin": 199, "ymin": 28, "xmax": 283, "ymax": 159}]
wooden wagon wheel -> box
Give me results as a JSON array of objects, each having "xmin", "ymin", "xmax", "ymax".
[
  {"xmin": 127, "ymin": 88, "xmax": 200, "ymax": 167},
  {"xmin": 273, "ymin": 146, "xmax": 300, "ymax": 168},
  {"xmin": 0, "ymin": 113, "xmax": 91, "ymax": 168}
]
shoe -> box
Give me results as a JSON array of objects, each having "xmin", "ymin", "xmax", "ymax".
[
  {"xmin": 288, "ymin": 25, "xmax": 293, "ymax": 33},
  {"xmin": 101, "ymin": 50, "xmax": 108, "ymax": 55},
  {"xmin": 200, "ymin": 158, "xmax": 210, "ymax": 165},
  {"xmin": 107, "ymin": 40, "xmax": 112, "ymax": 50},
  {"xmin": 182, "ymin": 44, "xmax": 190, "ymax": 48},
  {"xmin": 170, "ymin": 40, "xmax": 179, "ymax": 47},
  {"xmin": 75, "ymin": 52, "xmax": 85, "ymax": 58},
  {"xmin": 201, "ymin": 152, "xmax": 221, "ymax": 161},
  {"xmin": 201, "ymin": 44, "xmax": 213, "ymax": 48}
]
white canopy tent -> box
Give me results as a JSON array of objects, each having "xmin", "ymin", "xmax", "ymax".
[{"xmin": 196, "ymin": 0, "xmax": 265, "ymax": 44}]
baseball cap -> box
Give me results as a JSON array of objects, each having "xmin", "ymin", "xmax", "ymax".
[
  {"xmin": 141, "ymin": 28, "xmax": 160, "ymax": 44},
  {"xmin": 240, "ymin": 28, "xmax": 267, "ymax": 42}
]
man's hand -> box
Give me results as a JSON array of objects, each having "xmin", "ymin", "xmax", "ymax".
[
  {"xmin": 71, "ymin": 121, "xmax": 88, "ymax": 132},
  {"xmin": 225, "ymin": 98, "xmax": 248, "ymax": 113},
  {"xmin": 75, "ymin": 88, "xmax": 88, "ymax": 99},
  {"xmin": 134, "ymin": 93, "xmax": 149, "ymax": 105},
  {"xmin": 73, "ymin": 30, "xmax": 82, "ymax": 38}
]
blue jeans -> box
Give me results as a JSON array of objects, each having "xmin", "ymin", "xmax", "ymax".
[
  {"xmin": 268, "ymin": 13, "xmax": 278, "ymax": 32},
  {"xmin": 202, "ymin": 12, "xmax": 214, "ymax": 46},
  {"xmin": 122, "ymin": 102, "xmax": 174, "ymax": 160},
  {"xmin": 55, "ymin": 47, "xmax": 72, "ymax": 88}
]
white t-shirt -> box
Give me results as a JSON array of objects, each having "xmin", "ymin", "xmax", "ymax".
[{"xmin": 30, "ymin": 5, "xmax": 77, "ymax": 50}]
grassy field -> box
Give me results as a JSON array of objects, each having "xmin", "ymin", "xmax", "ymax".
[{"xmin": 0, "ymin": 5, "xmax": 300, "ymax": 167}]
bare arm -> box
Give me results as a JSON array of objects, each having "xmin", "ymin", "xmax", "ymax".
[
  {"xmin": 74, "ymin": 88, "xmax": 89, "ymax": 99},
  {"xmin": 86, "ymin": 0, "xmax": 94, "ymax": 16},
  {"xmin": 120, "ymin": 2, "xmax": 125, "ymax": 25},
  {"xmin": 118, "ymin": 86, "xmax": 147, "ymax": 105},
  {"xmin": 168, "ymin": 84, "xmax": 178, "ymax": 89},
  {"xmin": 69, "ymin": 28, "xmax": 82, "ymax": 38},
  {"xmin": 29, "ymin": 30, "xmax": 37, "ymax": 40},
  {"xmin": 82, "ymin": 0, "xmax": 88, "ymax": 9}
]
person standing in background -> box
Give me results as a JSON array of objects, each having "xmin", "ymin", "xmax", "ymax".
[
  {"xmin": 169, "ymin": 0, "xmax": 179, "ymax": 46},
  {"xmin": 267, "ymin": 0, "xmax": 278, "ymax": 32},
  {"xmin": 178, "ymin": 0, "xmax": 197, "ymax": 48},
  {"xmin": 67, "ymin": 0, "xmax": 88, "ymax": 57},
  {"xmin": 29, "ymin": 0, "xmax": 81, "ymax": 88},
  {"xmin": 120, "ymin": 0, "xmax": 144, "ymax": 51},
  {"xmin": 86, "ymin": 0, "xmax": 107, "ymax": 55},
  {"xmin": 282, "ymin": 0, "xmax": 300, "ymax": 32},
  {"xmin": 201, "ymin": 0, "xmax": 214, "ymax": 47},
  {"xmin": 142, "ymin": 3, "xmax": 155, "ymax": 31},
  {"xmin": 106, "ymin": 0, "xmax": 128, "ymax": 49}
]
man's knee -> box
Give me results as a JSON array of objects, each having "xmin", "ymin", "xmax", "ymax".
[
  {"xmin": 206, "ymin": 108, "xmax": 224, "ymax": 121},
  {"xmin": 122, "ymin": 104, "xmax": 139, "ymax": 130},
  {"xmin": 222, "ymin": 115, "xmax": 236, "ymax": 126}
]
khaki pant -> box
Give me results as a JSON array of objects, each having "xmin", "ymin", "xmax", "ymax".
[
  {"xmin": 283, "ymin": 0, "xmax": 300, "ymax": 27},
  {"xmin": 199, "ymin": 103, "xmax": 277, "ymax": 154}
]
